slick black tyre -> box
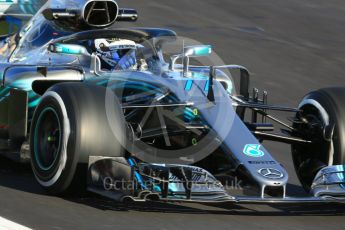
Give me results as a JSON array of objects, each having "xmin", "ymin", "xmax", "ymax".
[
  {"xmin": 292, "ymin": 87, "xmax": 345, "ymax": 191},
  {"xmin": 30, "ymin": 83, "xmax": 126, "ymax": 195}
]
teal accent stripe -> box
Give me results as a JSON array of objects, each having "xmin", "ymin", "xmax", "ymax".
[
  {"xmin": 204, "ymin": 80, "xmax": 210, "ymax": 92},
  {"xmin": 28, "ymin": 98, "xmax": 40, "ymax": 108},
  {"xmin": 337, "ymin": 165, "xmax": 345, "ymax": 190},
  {"xmin": 96, "ymin": 79, "xmax": 109, "ymax": 86},
  {"xmin": 185, "ymin": 80, "xmax": 193, "ymax": 91}
]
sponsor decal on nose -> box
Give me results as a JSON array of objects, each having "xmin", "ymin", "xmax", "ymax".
[{"xmin": 243, "ymin": 144, "xmax": 264, "ymax": 157}]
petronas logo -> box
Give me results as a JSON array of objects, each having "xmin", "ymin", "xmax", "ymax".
[{"xmin": 243, "ymin": 144, "xmax": 265, "ymax": 157}]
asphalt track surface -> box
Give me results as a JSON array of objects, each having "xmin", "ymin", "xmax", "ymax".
[{"xmin": 1, "ymin": 0, "xmax": 345, "ymax": 229}]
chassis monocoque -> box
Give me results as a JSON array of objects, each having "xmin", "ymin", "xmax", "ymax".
[{"xmin": 1, "ymin": 0, "xmax": 345, "ymax": 205}]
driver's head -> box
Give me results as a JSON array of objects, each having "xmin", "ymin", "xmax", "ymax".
[{"xmin": 95, "ymin": 38, "xmax": 137, "ymax": 70}]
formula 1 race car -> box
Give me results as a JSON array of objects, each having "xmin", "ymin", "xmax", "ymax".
[{"xmin": 1, "ymin": 0, "xmax": 345, "ymax": 204}]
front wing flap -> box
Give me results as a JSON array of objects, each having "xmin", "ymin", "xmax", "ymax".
[{"xmin": 87, "ymin": 156, "xmax": 345, "ymax": 204}]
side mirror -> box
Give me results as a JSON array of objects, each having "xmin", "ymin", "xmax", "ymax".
[
  {"xmin": 184, "ymin": 45, "xmax": 212, "ymax": 57},
  {"xmin": 48, "ymin": 43, "xmax": 90, "ymax": 56},
  {"xmin": 169, "ymin": 45, "xmax": 212, "ymax": 73}
]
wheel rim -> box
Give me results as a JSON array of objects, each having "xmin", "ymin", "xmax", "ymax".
[
  {"xmin": 34, "ymin": 107, "xmax": 62, "ymax": 171},
  {"xmin": 292, "ymin": 105, "xmax": 328, "ymax": 189}
]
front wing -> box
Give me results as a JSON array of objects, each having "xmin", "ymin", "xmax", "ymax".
[{"xmin": 87, "ymin": 156, "xmax": 345, "ymax": 204}]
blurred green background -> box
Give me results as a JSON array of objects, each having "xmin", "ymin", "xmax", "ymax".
[
  {"xmin": 0, "ymin": 21, "xmax": 10, "ymax": 35},
  {"xmin": 0, "ymin": 20, "xmax": 20, "ymax": 36}
]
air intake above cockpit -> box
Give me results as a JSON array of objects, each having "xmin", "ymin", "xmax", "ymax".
[
  {"xmin": 83, "ymin": 0, "xmax": 118, "ymax": 27},
  {"xmin": 42, "ymin": 0, "xmax": 138, "ymax": 30}
]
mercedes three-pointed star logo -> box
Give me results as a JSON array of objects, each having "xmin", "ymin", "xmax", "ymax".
[{"xmin": 258, "ymin": 168, "xmax": 284, "ymax": 179}]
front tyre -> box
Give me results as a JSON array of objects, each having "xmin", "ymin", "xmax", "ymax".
[
  {"xmin": 30, "ymin": 91, "xmax": 75, "ymax": 194},
  {"xmin": 292, "ymin": 87, "xmax": 345, "ymax": 191},
  {"xmin": 30, "ymin": 83, "xmax": 126, "ymax": 195}
]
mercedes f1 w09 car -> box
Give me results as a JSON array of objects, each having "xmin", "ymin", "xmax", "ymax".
[{"xmin": 1, "ymin": 0, "xmax": 345, "ymax": 204}]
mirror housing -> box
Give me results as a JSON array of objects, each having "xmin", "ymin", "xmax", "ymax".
[
  {"xmin": 169, "ymin": 45, "xmax": 212, "ymax": 74},
  {"xmin": 48, "ymin": 43, "xmax": 90, "ymax": 56},
  {"xmin": 184, "ymin": 45, "xmax": 212, "ymax": 57}
]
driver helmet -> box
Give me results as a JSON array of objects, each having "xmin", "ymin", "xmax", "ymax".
[{"xmin": 95, "ymin": 38, "xmax": 137, "ymax": 70}]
